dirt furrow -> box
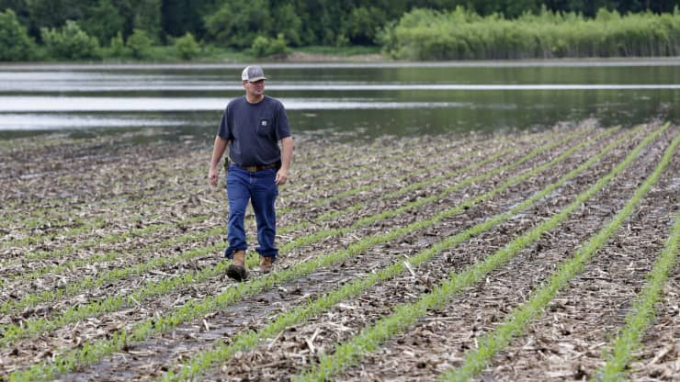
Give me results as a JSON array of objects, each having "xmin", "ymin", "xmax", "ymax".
[
  {"xmin": 627, "ymin": 265, "xmax": 680, "ymax": 381},
  {"xmin": 0, "ymin": 132, "xmax": 508, "ymax": 258},
  {"xmin": 0, "ymin": 127, "xmax": 596, "ymax": 378},
  {"xmin": 315, "ymin": 129, "xmax": 675, "ymax": 382},
  {"xmin": 159, "ymin": 124, "xmax": 664, "ymax": 379},
  {"xmin": 477, "ymin": 150, "xmax": 679, "ymax": 381},
  {"xmin": 53, "ymin": 127, "xmax": 635, "ymax": 381},
  {"xmin": 0, "ymin": 132, "xmax": 532, "ymax": 295},
  {"xmin": 0, "ymin": 133, "xmax": 503, "ymax": 250},
  {"xmin": 0, "ymin": 133, "xmax": 519, "ymax": 287},
  {"xmin": 0, "ymin": 134, "xmax": 447, "ymax": 214},
  {"xmin": 0, "ymin": 140, "xmax": 527, "ymax": 334}
]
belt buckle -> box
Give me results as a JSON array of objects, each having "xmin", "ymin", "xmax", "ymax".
[{"xmin": 244, "ymin": 165, "xmax": 257, "ymax": 172}]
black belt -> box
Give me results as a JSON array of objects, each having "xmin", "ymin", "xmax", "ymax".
[{"xmin": 236, "ymin": 163, "xmax": 278, "ymax": 172}]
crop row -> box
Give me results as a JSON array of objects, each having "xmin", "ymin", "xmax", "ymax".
[
  {"xmin": 596, "ymin": 209, "xmax": 680, "ymax": 381},
  {"xmin": 160, "ymin": 125, "xmax": 653, "ymax": 381},
  {"xmin": 440, "ymin": 130, "xmax": 679, "ymax": 382},
  {"xmin": 0, "ymin": 133, "xmax": 520, "ymax": 276},
  {"xmin": 5, "ymin": 126, "xmax": 622, "ymax": 380},
  {"xmin": 280, "ymin": 125, "xmax": 673, "ymax": 381},
  {"xmin": 0, "ymin": 129, "xmax": 566, "ymax": 341},
  {"xmin": 1, "ymin": 134, "xmax": 493, "ymax": 247},
  {"xmin": 0, "ymin": 140, "xmax": 355, "ymax": 231},
  {"xmin": 0, "ymin": 135, "xmax": 377, "ymax": 224}
]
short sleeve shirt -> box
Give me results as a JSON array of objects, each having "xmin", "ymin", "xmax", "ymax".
[{"xmin": 217, "ymin": 95, "xmax": 291, "ymax": 166}]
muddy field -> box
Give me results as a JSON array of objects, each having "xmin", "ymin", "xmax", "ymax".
[{"xmin": 0, "ymin": 122, "xmax": 678, "ymax": 381}]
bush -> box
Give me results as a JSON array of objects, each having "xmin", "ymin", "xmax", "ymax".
[
  {"xmin": 175, "ymin": 32, "xmax": 200, "ymax": 60},
  {"xmin": 251, "ymin": 34, "xmax": 289, "ymax": 58},
  {"xmin": 346, "ymin": 6, "xmax": 386, "ymax": 45},
  {"xmin": 41, "ymin": 21, "xmax": 100, "ymax": 60},
  {"xmin": 127, "ymin": 29, "xmax": 153, "ymax": 59},
  {"xmin": 108, "ymin": 31, "xmax": 129, "ymax": 57},
  {"xmin": 206, "ymin": 0, "xmax": 272, "ymax": 48},
  {"xmin": 0, "ymin": 9, "xmax": 37, "ymax": 61}
]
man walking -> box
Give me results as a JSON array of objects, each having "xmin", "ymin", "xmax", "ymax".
[{"xmin": 209, "ymin": 65, "xmax": 293, "ymax": 281}]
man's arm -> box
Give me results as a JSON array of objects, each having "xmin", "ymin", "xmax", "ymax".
[
  {"xmin": 275, "ymin": 136, "xmax": 294, "ymax": 185},
  {"xmin": 209, "ymin": 135, "xmax": 228, "ymax": 187}
]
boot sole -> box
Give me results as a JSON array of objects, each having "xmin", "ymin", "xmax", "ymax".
[{"xmin": 227, "ymin": 264, "xmax": 247, "ymax": 281}]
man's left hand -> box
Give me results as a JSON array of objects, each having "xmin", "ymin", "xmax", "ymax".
[{"xmin": 275, "ymin": 168, "xmax": 289, "ymax": 185}]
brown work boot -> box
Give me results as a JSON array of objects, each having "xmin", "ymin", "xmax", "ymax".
[
  {"xmin": 259, "ymin": 255, "xmax": 273, "ymax": 274},
  {"xmin": 227, "ymin": 250, "xmax": 248, "ymax": 281}
]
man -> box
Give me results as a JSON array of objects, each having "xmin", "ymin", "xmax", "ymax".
[{"xmin": 209, "ymin": 65, "xmax": 294, "ymax": 282}]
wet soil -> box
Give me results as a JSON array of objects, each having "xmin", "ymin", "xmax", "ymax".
[{"xmin": 1, "ymin": 123, "xmax": 677, "ymax": 381}]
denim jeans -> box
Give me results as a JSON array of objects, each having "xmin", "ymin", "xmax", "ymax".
[{"xmin": 224, "ymin": 165, "xmax": 279, "ymax": 261}]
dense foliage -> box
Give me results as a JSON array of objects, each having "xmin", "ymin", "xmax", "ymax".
[
  {"xmin": 41, "ymin": 20, "xmax": 101, "ymax": 59},
  {"xmin": 0, "ymin": 9, "xmax": 36, "ymax": 61},
  {"xmin": 381, "ymin": 7, "xmax": 680, "ymax": 60},
  {"xmin": 1, "ymin": 0, "xmax": 679, "ymax": 61}
]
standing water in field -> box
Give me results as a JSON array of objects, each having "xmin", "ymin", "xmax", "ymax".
[{"xmin": 0, "ymin": 60, "xmax": 678, "ymax": 140}]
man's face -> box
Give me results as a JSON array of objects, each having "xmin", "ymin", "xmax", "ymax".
[{"xmin": 243, "ymin": 79, "xmax": 265, "ymax": 97}]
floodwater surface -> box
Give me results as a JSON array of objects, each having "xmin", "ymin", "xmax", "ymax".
[{"xmin": 0, "ymin": 60, "xmax": 678, "ymax": 140}]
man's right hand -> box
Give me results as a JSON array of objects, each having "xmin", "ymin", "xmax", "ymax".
[{"xmin": 209, "ymin": 166, "xmax": 219, "ymax": 187}]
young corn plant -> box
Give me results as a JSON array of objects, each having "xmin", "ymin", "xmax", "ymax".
[
  {"xmin": 7, "ymin": 127, "xmax": 601, "ymax": 381},
  {"xmin": 595, "ymin": 210, "xmax": 680, "ymax": 381},
  {"xmin": 441, "ymin": 130, "xmax": 679, "ymax": 382},
  {"xmin": 289, "ymin": 124, "xmax": 670, "ymax": 382},
  {"xmin": 161, "ymin": 126, "xmax": 641, "ymax": 381},
  {"xmin": 0, "ymin": 134, "xmax": 532, "ymax": 309},
  {"xmin": 0, "ymin": 135, "xmax": 542, "ymax": 346}
]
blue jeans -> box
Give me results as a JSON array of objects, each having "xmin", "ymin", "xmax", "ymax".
[{"xmin": 224, "ymin": 165, "xmax": 279, "ymax": 261}]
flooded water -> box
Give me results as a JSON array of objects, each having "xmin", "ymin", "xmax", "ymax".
[{"xmin": 0, "ymin": 60, "xmax": 678, "ymax": 140}]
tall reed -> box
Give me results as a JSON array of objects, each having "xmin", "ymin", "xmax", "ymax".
[{"xmin": 381, "ymin": 6, "xmax": 680, "ymax": 60}]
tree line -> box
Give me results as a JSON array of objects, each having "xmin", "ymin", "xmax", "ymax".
[{"xmin": 1, "ymin": 0, "xmax": 679, "ymax": 61}]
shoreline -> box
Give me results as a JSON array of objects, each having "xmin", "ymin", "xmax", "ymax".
[{"xmin": 1, "ymin": 56, "xmax": 680, "ymax": 69}]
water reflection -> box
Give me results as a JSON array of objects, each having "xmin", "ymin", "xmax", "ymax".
[{"xmin": 0, "ymin": 61, "xmax": 678, "ymax": 137}]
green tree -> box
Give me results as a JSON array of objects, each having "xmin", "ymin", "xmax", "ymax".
[
  {"xmin": 26, "ymin": 0, "xmax": 89, "ymax": 40},
  {"xmin": 126, "ymin": 28, "xmax": 152, "ymax": 58},
  {"xmin": 205, "ymin": 0, "xmax": 272, "ymax": 48},
  {"xmin": 161, "ymin": 0, "xmax": 215, "ymax": 41},
  {"xmin": 174, "ymin": 31, "xmax": 199, "ymax": 59},
  {"xmin": 133, "ymin": 0, "xmax": 161, "ymax": 41},
  {"xmin": 81, "ymin": 0, "xmax": 124, "ymax": 45},
  {"xmin": 251, "ymin": 33, "xmax": 289, "ymax": 57},
  {"xmin": 0, "ymin": 8, "xmax": 36, "ymax": 61},
  {"xmin": 271, "ymin": 2, "xmax": 301, "ymax": 46},
  {"xmin": 0, "ymin": 0, "xmax": 29, "ymax": 26},
  {"xmin": 41, "ymin": 20, "xmax": 100, "ymax": 60},
  {"xmin": 346, "ymin": 6, "xmax": 387, "ymax": 45},
  {"xmin": 108, "ymin": 31, "xmax": 129, "ymax": 56}
]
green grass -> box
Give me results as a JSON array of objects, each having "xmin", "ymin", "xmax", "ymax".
[
  {"xmin": 595, "ymin": 210, "xmax": 680, "ymax": 381},
  {"xmin": 6, "ymin": 127, "xmax": 596, "ymax": 381},
  {"xmin": 441, "ymin": 130, "xmax": 679, "ymax": 382},
  {"xmin": 290, "ymin": 124, "xmax": 669, "ymax": 382},
  {"xmin": 160, "ymin": 126, "xmax": 638, "ymax": 381},
  {"xmin": 294, "ymin": 45, "xmax": 382, "ymax": 56}
]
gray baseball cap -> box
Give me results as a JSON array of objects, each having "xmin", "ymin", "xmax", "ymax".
[{"xmin": 241, "ymin": 65, "xmax": 268, "ymax": 82}]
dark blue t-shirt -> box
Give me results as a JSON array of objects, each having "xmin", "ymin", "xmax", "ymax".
[{"xmin": 217, "ymin": 95, "xmax": 291, "ymax": 166}]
